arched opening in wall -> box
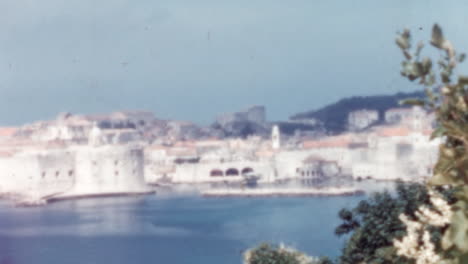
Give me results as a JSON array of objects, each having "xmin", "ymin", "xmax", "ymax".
[
  {"xmin": 115, "ymin": 171, "xmax": 119, "ymax": 176},
  {"xmin": 114, "ymin": 160, "xmax": 119, "ymax": 166},
  {"xmin": 226, "ymin": 168, "xmax": 239, "ymax": 176},
  {"xmin": 241, "ymin": 168, "xmax": 254, "ymax": 175},
  {"xmin": 68, "ymin": 170, "xmax": 74, "ymax": 177},
  {"xmin": 41, "ymin": 171, "xmax": 46, "ymax": 179},
  {"xmin": 210, "ymin": 169, "xmax": 223, "ymax": 177},
  {"xmin": 55, "ymin": 171, "xmax": 60, "ymax": 178}
]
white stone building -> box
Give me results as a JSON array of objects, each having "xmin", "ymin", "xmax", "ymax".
[
  {"xmin": 384, "ymin": 106, "xmax": 435, "ymax": 130},
  {"xmin": 297, "ymin": 155, "xmax": 341, "ymax": 185},
  {"xmin": 347, "ymin": 109, "xmax": 379, "ymax": 131}
]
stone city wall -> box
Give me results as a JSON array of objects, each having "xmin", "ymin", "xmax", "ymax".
[{"xmin": 0, "ymin": 144, "xmax": 149, "ymax": 200}]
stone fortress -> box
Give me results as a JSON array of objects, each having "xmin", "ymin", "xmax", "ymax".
[
  {"xmin": 0, "ymin": 105, "xmax": 439, "ymax": 204},
  {"xmin": 0, "ymin": 112, "xmax": 151, "ymax": 204}
]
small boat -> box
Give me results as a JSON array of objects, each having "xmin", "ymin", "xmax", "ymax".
[{"xmin": 241, "ymin": 172, "xmax": 262, "ymax": 188}]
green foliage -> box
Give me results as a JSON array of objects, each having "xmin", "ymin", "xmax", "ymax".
[
  {"xmin": 396, "ymin": 24, "xmax": 468, "ymax": 262},
  {"xmin": 336, "ymin": 182, "xmax": 456, "ymax": 264},
  {"xmin": 245, "ymin": 243, "xmax": 302, "ymax": 264},
  {"xmin": 244, "ymin": 243, "xmax": 332, "ymax": 264}
]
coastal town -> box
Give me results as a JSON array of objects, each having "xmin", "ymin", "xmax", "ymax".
[{"xmin": 0, "ymin": 104, "xmax": 439, "ymax": 205}]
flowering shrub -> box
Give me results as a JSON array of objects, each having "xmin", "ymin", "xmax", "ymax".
[
  {"xmin": 335, "ymin": 182, "xmax": 456, "ymax": 264},
  {"xmin": 396, "ymin": 24, "xmax": 468, "ymax": 263},
  {"xmin": 393, "ymin": 190, "xmax": 453, "ymax": 263}
]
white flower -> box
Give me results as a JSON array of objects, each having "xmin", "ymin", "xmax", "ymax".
[
  {"xmin": 243, "ymin": 243, "xmax": 320, "ymax": 264},
  {"xmin": 441, "ymin": 86, "xmax": 451, "ymax": 95},
  {"xmin": 393, "ymin": 189, "xmax": 452, "ymax": 264}
]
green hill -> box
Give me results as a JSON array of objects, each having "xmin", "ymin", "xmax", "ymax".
[{"xmin": 290, "ymin": 90, "xmax": 425, "ymax": 134}]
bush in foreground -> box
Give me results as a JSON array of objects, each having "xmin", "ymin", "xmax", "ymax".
[
  {"xmin": 243, "ymin": 243, "xmax": 333, "ymax": 264},
  {"xmin": 335, "ymin": 182, "xmax": 456, "ymax": 264},
  {"xmin": 396, "ymin": 23, "xmax": 468, "ymax": 263}
]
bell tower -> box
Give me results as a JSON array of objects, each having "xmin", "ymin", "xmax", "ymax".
[
  {"xmin": 272, "ymin": 125, "xmax": 280, "ymax": 150},
  {"xmin": 89, "ymin": 122, "xmax": 103, "ymax": 146}
]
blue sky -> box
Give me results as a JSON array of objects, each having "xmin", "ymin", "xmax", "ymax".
[{"xmin": 1, "ymin": 0, "xmax": 468, "ymax": 125}]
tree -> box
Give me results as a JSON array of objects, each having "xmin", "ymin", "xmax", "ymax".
[
  {"xmin": 243, "ymin": 243, "xmax": 333, "ymax": 264},
  {"xmin": 335, "ymin": 182, "xmax": 456, "ymax": 264},
  {"xmin": 396, "ymin": 24, "xmax": 468, "ymax": 262}
]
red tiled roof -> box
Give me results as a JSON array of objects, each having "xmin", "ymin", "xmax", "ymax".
[
  {"xmin": 0, "ymin": 150, "xmax": 14, "ymax": 157},
  {"xmin": 147, "ymin": 145, "xmax": 168, "ymax": 150},
  {"xmin": 0, "ymin": 127, "xmax": 17, "ymax": 138},
  {"xmin": 302, "ymin": 135, "xmax": 352, "ymax": 149},
  {"xmin": 255, "ymin": 150, "xmax": 275, "ymax": 157},
  {"xmin": 376, "ymin": 127, "xmax": 411, "ymax": 137},
  {"xmin": 167, "ymin": 147, "xmax": 197, "ymax": 157},
  {"xmin": 422, "ymin": 129, "xmax": 433, "ymax": 136}
]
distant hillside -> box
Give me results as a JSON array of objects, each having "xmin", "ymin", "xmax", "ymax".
[{"xmin": 290, "ymin": 90, "xmax": 425, "ymax": 134}]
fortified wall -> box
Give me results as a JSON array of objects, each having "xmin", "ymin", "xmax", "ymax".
[{"xmin": 0, "ymin": 113, "xmax": 151, "ymax": 203}]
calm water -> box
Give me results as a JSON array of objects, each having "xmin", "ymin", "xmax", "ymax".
[{"xmin": 0, "ymin": 193, "xmax": 367, "ymax": 264}]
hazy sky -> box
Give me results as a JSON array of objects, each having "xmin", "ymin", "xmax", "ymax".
[{"xmin": 1, "ymin": 0, "xmax": 468, "ymax": 126}]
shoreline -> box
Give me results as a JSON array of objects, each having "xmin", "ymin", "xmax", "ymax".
[
  {"xmin": 6, "ymin": 190, "xmax": 156, "ymax": 207},
  {"xmin": 201, "ymin": 187, "xmax": 365, "ymax": 198},
  {"xmin": 3, "ymin": 179, "xmax": 402, "ymax": 207},
  {"xmin": 46, "ymin": 190, "xmax": 156, "ymax": 203}
]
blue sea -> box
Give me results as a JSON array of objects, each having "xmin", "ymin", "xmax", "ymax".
[{"xmin": 0, "ymin": 193, "xmax": 369, "ymax": 264}]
